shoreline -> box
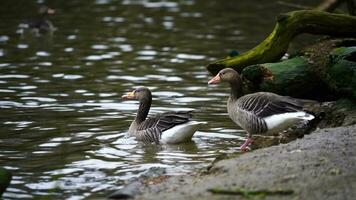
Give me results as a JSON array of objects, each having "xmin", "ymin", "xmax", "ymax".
[
  {"xmin": 130, "ymin": 124, "xmax": 356, "ymax": 200},
  {"xmin": 108, "ymin": 100, "xmax": 356, "ymax": 200}
]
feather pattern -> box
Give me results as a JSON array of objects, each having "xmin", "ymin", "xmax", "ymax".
[
  {"xmin": 131, "ymin": 111, "xmax": 192, "ymax": 144},
  {"xmin": 138, "ymin": 111, "xmax": 192, "ymax": 132},
  {"xmin": 228, "ymin": 92, "xmax": 313, "ymax": 136},
  {"xmin": 124, "ymin": 87, "xmax": 201, "ymax": 144},
  {"xmin": 210, "ymin": 68, "xmax": 315, "ymax": 140},
  {"xmin": 236, "ymin": 92, "xmax": 303, "ymax": 118}
]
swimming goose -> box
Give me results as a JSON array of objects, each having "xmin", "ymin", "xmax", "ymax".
[
  {"xmin": 208, "ymin": 68, "xmax": 315, "ymax": 150},
  {"xmin": 19, "ymin": 5, "xmax": 56, "ymax": 37},
  {"xmin": 122, "ymin": 87, "xmax": 205, "ymax": 144}
]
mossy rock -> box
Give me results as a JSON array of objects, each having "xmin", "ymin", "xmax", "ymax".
[
  {"xmin": 330, "ymin": 46, "xmax": 356, "ymax": 63},
  {"xmin": 0, "ymin": 167, "xmax": 12, "ymax": 197},
  {"xmin": 242, "ymin": 57, "xmax": 329, "ymax": 98},
  {"xmin": 327, "ymin": 47, "xmax": 356, "ymax": 99}
]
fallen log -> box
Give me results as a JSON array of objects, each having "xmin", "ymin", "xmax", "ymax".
[
  {"xmin": 207, "ymin": 10, "xmax": 356, "ymax": 75},
  {"xmin": 241, "ymin": 56, "xmax": 329, "ymax": 99},
  {"xmin": 240, "ymin": 39, "xmax": 356, "ymax": 100}
]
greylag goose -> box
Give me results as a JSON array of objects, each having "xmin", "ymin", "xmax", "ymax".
[
  {"xmin": 122, "ymin": 87, "xmax": 205, "ymax": 144},
  {"xmin": 19, "ymin": 5, "xmax": 56, "ymax": 37},
  {"xmin": 208, "ymin": 68, "xmax": 315, "ymax": 150}
]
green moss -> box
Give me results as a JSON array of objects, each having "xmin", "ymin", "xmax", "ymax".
[
  {"xmin": 207, "ymin": 11, "xmax": 356, "ymax": 75},
  {"xmin": 0, "ymin": 167, "xmax": 12, "ymax": 197},
  {"xmin": 335, "ymin": 98, "xmax": 356, "ymax": 110},
  {"xmin": 242, "ymin": 65, "xmax": 265, "ymax": 84},
  {"xmin": 327, "ymin": 47, "xmax": 356, "ymax": 99},
  {"xmin": 260, "ymin": 57, "xmax": 322, "ymax": 97},
  {"xmin": 330, "ymin": 47, "xmax": 356, "ymax": 62}
]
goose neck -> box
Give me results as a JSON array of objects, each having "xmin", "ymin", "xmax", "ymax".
[
  {"xmin": 135, "ymin": 98, "xmax": 151, "ymax": 123},
  {"xmin": 229, "ymin": 79, "xmax": 243, "ymax": 100}
]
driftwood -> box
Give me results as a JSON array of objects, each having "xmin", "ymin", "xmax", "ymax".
[{"xmin": 207, "ymin": 10, "xmax": 356, "ymax": 75}]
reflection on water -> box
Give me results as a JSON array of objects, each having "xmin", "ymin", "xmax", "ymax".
[{"xmin": 0, "ymin": 0, "xmax": 317, "ymax": 199}]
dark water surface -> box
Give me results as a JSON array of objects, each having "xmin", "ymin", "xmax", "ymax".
[{"xmin": 0, "ymin": 0, "xmax": 317, "ymax": 199}]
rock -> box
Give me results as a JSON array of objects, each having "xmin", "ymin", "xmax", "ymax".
[
  {"xmin": 327, "ymin": 47, "xmax": 356, "ymax": 99},
  {"xmin": 140, "ymin": 167, "xmax": 166, "ymax": 179},
  {"xmin": 242, "ymin": 56, "xmax": 328, "ymax": 98},
  {"xmin": 108, "ymin": 167, "xmax": 167, "ymax": 199},
  {"xmin": 134, "ymin": 125, "xmax": 356, "ymax": 200},
  {"xmin": 108, "ymin": 181, "xmax": 142, "ymax": 199}
]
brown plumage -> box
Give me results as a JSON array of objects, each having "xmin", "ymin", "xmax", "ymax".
[
  {"xmin": 122, "ymin": 87, "xmax": 204, "ymax": 144},
  {"xmin": 208, "ymin": 68, "xmax": 315, "ymax": 150}
]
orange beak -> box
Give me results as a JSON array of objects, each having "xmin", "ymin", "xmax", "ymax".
[
  {"xmin": 208, "ymin": 74, "xmax": 221, "ymax": 84},
  {"xmin": 122, "ymin": 91, "xmax": 135, "ymax": 100}
]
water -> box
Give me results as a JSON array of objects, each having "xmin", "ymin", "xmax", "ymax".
[{"xmin": 0, "ymin": 0, "xmax": 318, "ymax": 199}]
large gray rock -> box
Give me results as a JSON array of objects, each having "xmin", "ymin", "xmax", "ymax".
[{"xmin": 135, "ymin": 125, "xmax": 356, "ymax": 200}]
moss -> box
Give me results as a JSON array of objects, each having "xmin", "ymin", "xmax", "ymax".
[
  {"xmin": 335, "ymin": 98, "xmax": 356, "ymax": 110},
  {"xmin": 207, "ymin": 11, "xmax": 356, "ymax": 75},
  {"xmin": 0, "ymin": 167, "xmax": 12, "ymax": 197},
  {"xmin": 241, "ymin": 56, "xmax": 332, "ymax": 98},
  {"xmin": 327, "ymin": 47, "xmax": 356, "ymax": 99}
]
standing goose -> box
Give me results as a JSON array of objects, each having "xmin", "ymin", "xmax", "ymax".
[
  {"xmin": 122, "ymin": 87, "xmax": 205, "ymax": 144},
  {"xmin": 208, "ymin": 68, "xmax": 315, "ymax": 150}
]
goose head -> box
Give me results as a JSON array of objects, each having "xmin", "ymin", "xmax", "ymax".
[
  {"xmin": 122, "ymin": 87, "xmax": 152, "ymax": 102},
  {"xmin": 38, "ymin": 5, "xmax": 55, "ymax": 16},
  {"xmin": 208, "ymin": 68, "xmax": 240, "ymax": 85}
]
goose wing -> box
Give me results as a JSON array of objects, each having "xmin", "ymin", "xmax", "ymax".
[
  {"xmin": 237, "ymin": 92, "xmax": 304, "ymax": 118},
  {"xmin": 136, "ymin": 111, "xmax": 192, "ymax": 144}
]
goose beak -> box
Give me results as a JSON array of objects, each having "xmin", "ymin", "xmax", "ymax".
[
  {"xmin": 122, "ymin": 91, "xmax": 135, "ymax": 100},
  {"xmin": 208, "ymin": 74, "xmax": 221, "ymax": 84},
  {"xmin": 47, "ymin": 8, "xmax": 55, "ymax": 15}
]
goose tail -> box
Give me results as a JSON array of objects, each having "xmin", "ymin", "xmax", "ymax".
[
  {"xmin": 297, "ymin": 112, "xmax": 315, "ymax": 121},
  {"xmin": 160, "ymin": 121, "xmax": 206, "ymax": 144}
]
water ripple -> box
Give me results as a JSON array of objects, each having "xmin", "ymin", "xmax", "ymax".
[
  {"xmin": 0, "ymin": 0, "xmax": 257, "ymax": 199},
  {"xmin": 0, "ymin": 74, "xmax": 29, "ymax": 79},
  {"xmin": 21, "ymin": 97, "xmax": 57, "ymax": 102}
]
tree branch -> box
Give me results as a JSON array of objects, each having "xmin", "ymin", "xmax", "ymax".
[{"xmin": 207, "ymin": 10, "xmax": 356, "ymax": 75}]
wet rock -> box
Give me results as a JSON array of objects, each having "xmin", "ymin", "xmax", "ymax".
[
  {"xmin": 134, "ymin": 125, "xmax": 356, "ymax": 200},
  {"xmin": 140, "ymin": 167, "xmax": 166, "ymax": 179},
  {"xmin": 108, "ymin": 181, "xmax": 142, "ymax": 199},
  {"xmin": 315, "ymin": 99, "xmax": 356, "ymax": 128},
  {"xmin": 108, "ymin": 167, "xmax": 167, "ymax": 199},
  {"xmin": 251, "ymin": 135, "xmax": 280, "ymax": 149}
]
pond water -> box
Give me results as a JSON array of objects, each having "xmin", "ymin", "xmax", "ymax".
[{"xmin": 0, "ymin": 0, "xmax": 318, "ymax": 199}]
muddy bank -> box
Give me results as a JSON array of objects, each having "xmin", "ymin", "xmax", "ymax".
[{"xmin": 111, "ymin": 124, "xmax": 356, "ymax": 200}]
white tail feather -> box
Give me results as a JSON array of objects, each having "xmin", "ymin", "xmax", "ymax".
[
  {"xmin": 160, "ymin": 121, "xmax": 206, "ymax": 144},
  {"xmin": 264, "ymin": 111, "xmax": 314, "ymax": 134}
]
